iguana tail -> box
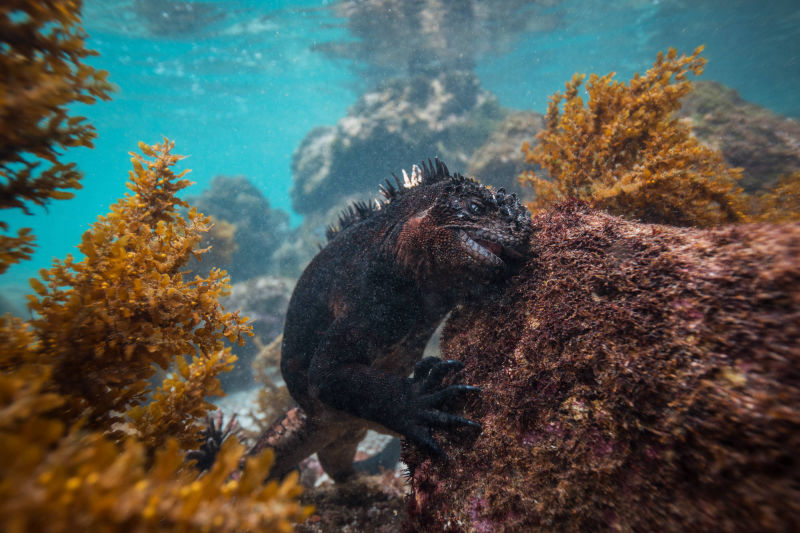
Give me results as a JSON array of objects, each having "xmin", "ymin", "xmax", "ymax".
[
  {"xmin": 247, "ymin": 407, "xmax": 321, "ymax": 480},
  {"xmin": 247, "ymin": 407, "xmax": 402, "ymax": 482}
]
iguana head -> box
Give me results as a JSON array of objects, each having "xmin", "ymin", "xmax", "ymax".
[
  {"xmin": 326, "ymin": 159, "xmax": 532, "ymax": 284},
  {"xmin": 389, "ymin": 159, "xmax": 532, "ymax": 283}
]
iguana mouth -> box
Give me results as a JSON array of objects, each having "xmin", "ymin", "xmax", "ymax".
[{"xmin": 459, "ymin": 230, "xmax": 510, "ymax": 266}]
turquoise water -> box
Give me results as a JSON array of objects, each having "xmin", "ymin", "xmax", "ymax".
[{"xmin": 3, "ymin": 0, "xmax": 799, "ymax": 308}]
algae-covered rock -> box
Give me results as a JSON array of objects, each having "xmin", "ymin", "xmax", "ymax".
[
  {"xmin": 297, "ymin": 473, "xmax": 408, "ymax": 533},
  {"xmin": 405, "ymin": 202, "xmax": 800, "ymax": 532}
]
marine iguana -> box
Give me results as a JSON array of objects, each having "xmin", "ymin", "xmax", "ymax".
[{"xmin": 248, "ymin": 159, "xmax": 531, "ymax": 481}]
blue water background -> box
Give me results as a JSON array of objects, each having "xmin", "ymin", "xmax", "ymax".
[{"xmin": 2, "ymin": 0, "xmax": 799, "ymax": 308}]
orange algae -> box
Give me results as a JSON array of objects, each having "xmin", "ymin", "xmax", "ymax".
[
  {"xmin": 520, "ymin": 47, "xmax": 745, "ymax": 227},
  {"xmin": 0, "ymin": 0, "xmax": 113, "ymax": 273},
  {"xmin": 192, "ymin": 216, "xmax": 238, "ymax": 277},
  {"xmin": 26, "ymin": 140, "xmax": 252, "ymax": 443},
  {"xmin": 0, "ymin": 140, "xmax": 312, "ymax": 531},
  {"xmin": 750, "ymin": 171, "xmax": 800, "ymax": 222},
  {"xmin": 0, "ymin": 411, "xmax": 310, "ymax": 532}
]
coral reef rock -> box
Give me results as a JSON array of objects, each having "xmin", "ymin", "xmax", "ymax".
[
  {"xmin": 678, "ymin": 80, "xmax": 800, "ymax": 191},
  {"xmin": 219, "ymin": 275, "xmax": 294, "ymax": 390},
  {"xmin": 405, "ymin": 202, "xmax": 800, "ymax": 532},
  {"xmin": 290, "ymin": 70, "xmax": 505, "ymax": 216}
]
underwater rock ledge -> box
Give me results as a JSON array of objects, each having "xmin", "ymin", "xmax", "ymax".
[
  {"xmin": 404, "ymin": 202, "xmax": 800, "ymax": 532},
  {"xmin": 290, "ymin": 70, "xmax": 505, "ymax": 216}
]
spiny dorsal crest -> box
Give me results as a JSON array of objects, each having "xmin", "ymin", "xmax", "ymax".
[
  {"xmin": 379, "ymin": 164, "xmax": 422, "ymax": 200},
  {"xmin": 326, "ymin": 158, "xmax": 466, "ymax": 241}
]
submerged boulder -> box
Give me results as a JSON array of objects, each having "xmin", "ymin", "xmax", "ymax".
[
  {"xmin": 679, "ymin": 81, "xmax": 800, "ymax": 191},
  {"xmin": 291, "ymin": 70, "xmax": 505, "ymax": 216},
  {"xmin": 188, "ymin": 175, "xmax": 312, "ymax": 280},
  {"xmin": 405, "ymin": 203, "xmax": 800, "ymax": 532},
  {"xmin": 466, "ymin": 110, "xmax": 545, "ymax": 196},
  {"xmin": 219, "ymin": 275, "xmax": 294, "ymax": 390}
]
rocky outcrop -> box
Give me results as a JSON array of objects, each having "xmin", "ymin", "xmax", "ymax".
[
  {"xmin": 467, "ymin": 111, "xmax": 545, "ymax": 196},
  {"xmin": 290, "ymin": 71, "xmax": 506, "ymax": 216},
  {"xmin": 189, "ymin": 175, "xmax": 313, "ymax": 280},
  {"xmin": 405, "ymin": 202, "xmax": 800, "ymax": 532},
  {"xmin": 678, "ymin": 81, "xmax": 800, "ymax": 191}
]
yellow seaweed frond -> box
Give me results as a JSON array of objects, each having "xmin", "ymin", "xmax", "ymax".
[
  {"xmin": 0, "ymin": 138, "xmax": 308, "ymax": 531},
  {"xmin": 26, "ymin": 139, "xmax": 252, "ymax": 435},
  {"xmin": 0, "ymin": 227, "xmax": 36, "ymax": 275},
  {"xmin": 0, "ymin": 428, "xmax": 311, "ymax": 533},
  {"xmin": 0, "ymin": 0, "xmax": 113, "ymax": 269},
  {"xmin": 129, "ymin": 349, "xmax": 237, "ymax": 451},
  {"xmin": 750, "ymin": 171, "xmax": 800, "ymax": 222},
  {"xmin": 520, "ymin": 47, "xmax": 746, "ymax": 227},
  {"xmin": 0, "ymin": 314, "xmax": 40, "ymax": 371},
  {"xmin": 202, "ymin": 217, "xmax": 238, "ymax": 260}
]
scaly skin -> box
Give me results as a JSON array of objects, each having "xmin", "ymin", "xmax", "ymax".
[{"xmin": 249, "ymin": 159, "xmax": 531, "ymax": 481}]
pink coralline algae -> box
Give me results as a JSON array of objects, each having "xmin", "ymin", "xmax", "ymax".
[{"xmin": 404, "ymin": 201, "xmax": 800, "ymax": 532}]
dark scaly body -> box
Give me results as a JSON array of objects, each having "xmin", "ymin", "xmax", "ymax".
[{"xmin": 249, "ymin": 160, "xmax": 531, "ymax": 481}]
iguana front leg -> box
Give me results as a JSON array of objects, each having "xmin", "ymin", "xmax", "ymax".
[{"xmin": 308, "ymin": 321, "xmax": 480, "ymax": 456}]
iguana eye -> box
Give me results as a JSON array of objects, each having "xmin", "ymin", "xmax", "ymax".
[{"xmin": 468, "ymin": 202, "xmax": 484, "ymax": 215}]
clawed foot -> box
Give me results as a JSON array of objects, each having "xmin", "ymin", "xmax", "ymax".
[
  {"xmin": 404, "ymin": 357, "xmax": 481, "ymax": 457},
  {"xmin": 186, "ymin": 410, "xmax": 240, "ymax": 471}
]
